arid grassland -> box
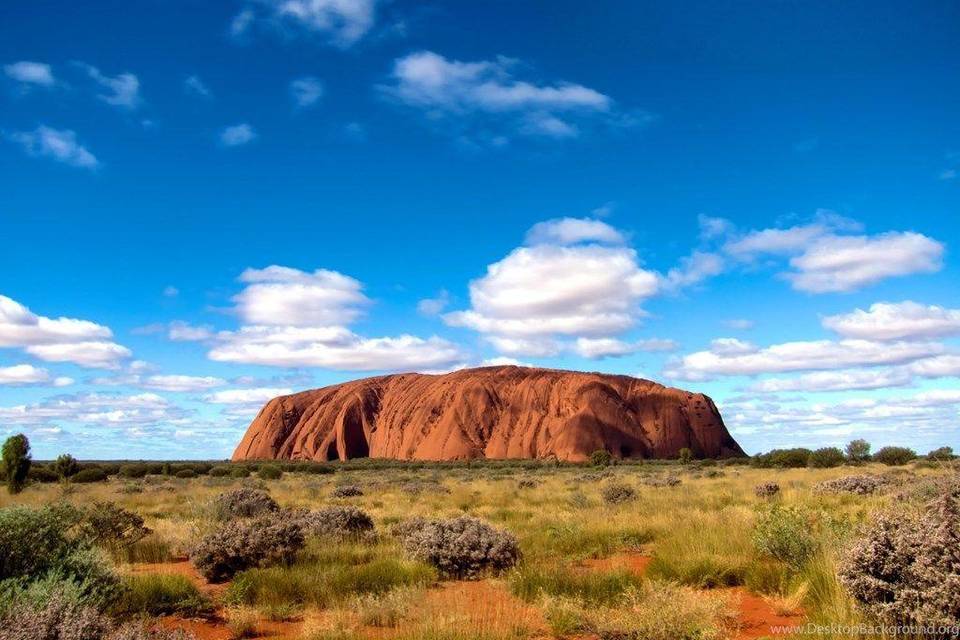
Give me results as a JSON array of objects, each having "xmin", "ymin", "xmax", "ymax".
[{"xmin": 1, "ymin": 458, "xmax": 958, "ymax": 640}]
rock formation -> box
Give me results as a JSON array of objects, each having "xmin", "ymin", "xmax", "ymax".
[{"xmin": 232, "ymin": 366, "xmax": 744, "ymax": 462}]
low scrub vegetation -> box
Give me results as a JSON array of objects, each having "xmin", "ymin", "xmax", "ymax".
[
  {"xmin": 394, "ymin": 515, "xmax": 521, "ymax": 578},
  {"xmin": 190, "ymin": 516, "xmax": 304, "ymax": 582}
]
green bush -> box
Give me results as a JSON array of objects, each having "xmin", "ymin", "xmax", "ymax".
[
  {"xmin": 72, "ymin": 468, "xmax": 109, "ymax": 483},
  {"xmin": 258, "ymin": 465, "xmax": 283, "ymax": 480},
  {"xmin": 752, "ymin": 504, "xmax": 817, "ymax": 569},
  {"xmin": 751, "ymin": 448, "xmax": 813, "ymax": 468},
  {"xmin": 807, "ymin": 447, "xmax": 845, "ymax": 468},
  {"xmin": 678, "ymin": 447, "xmax": 692, "ymax": 464},
  {"xmin": 873, "ymin": 446, "xmax": 917, "ymax": 466},
  {"xmin": 53, "ymin": 454, "xmax": 81, "ymax": 480},
  {"xmin": 2, "ymin": 434, "xmax": 31, "ymax": 494},
  {"xmin": 208, "ymin": 466, "xmax": 232, "ymax": 477},
  {"xmin": 230, "ymin": 467, "xmax": 251, "ymax": 479},
  {"xmin": 119, "ymin": 463, "xmax": 149, "ymax": 479},
  {"xmin": 845, "ymin": 439, "xmax": 871, "ymax": 462},
  {"xmin": 927, "ymin": 446, "xmax": 955, "ymax": 461},
  {"xmin": 510, "ymin": 565, "xmax": 643, "ymax": 605},
  {"xmin": 114, "ymin": 573, "xmax": 213, "ymax": 617},
  {"xmin": 174, "ymin": 469, "xmax": 196, "ymax": 479},
  {"xmin": 589, "ymin": 450, "xmax": 612, "ymax": 467},
  {"xmin": 28, "ymin": 465, "xmax": 59, "ymax": 483}
]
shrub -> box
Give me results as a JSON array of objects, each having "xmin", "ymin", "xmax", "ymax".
[
  {"xmin": 394, "ymin": 515, "xmax": 520, "ymax": 578},
  {"xmin": 0, "ymin": 585, "xmax": 110, "ymax": 640},
  {"xmin": 28, "ymin": 466, "xmax": 59, "ymax": 483},
  {"xmin": 292, "ymin": 506, "xmax": 375, "ymax": 541},
  {"xmin": 190, "ymin": 516, "xmax": 305, "ymax": 582},
  {"xmin": 257, "ymin": 465, "xmax": 283, "ymax": 480},
  {"xmin": 752, "ymin": 504, "xmax": 817, "ymax": 569},
  {"xmin": 80, "ymin": 502, "xmax": 151, "ymax": 551},
  {"xmin": 814, "ymin": 474, "xmax": 891, "ymax": 495},
  {"xmin": 754, "ymin": 482, "xmax": 780, "ymax": 498},
  {"xmin": 600, "ymin": 482, "xmax": 636, "ymax": 504},
  {"xmin": 751, "ymin": 448, "xmax": 813, "ymax": 468},
  {"xmin": 807, "ymin": 447, "xmax": 845, "ymax": 468},
  {"xmin": 928, "ymin": 446, "xmax": 955, "ymax": 461},
  {"xmin": 2, "ymin": 434, "xmax": 31, "ymax": 494},
  {"xmin": 352, "ymin": 588, "xmax": 417, "ymax": 627},
  {"xmin": 0, "ymin": 504, "xmax": 84, "ymax": 580},
  {"xmin": 230, "ymin": 467, "xmax": 251, "ymax": 479},
  {"xmin": 517, "ymin": 478, "xmax": 539, "ymax": 489},
  {"xmin": 589, "ymin": 450, "xmax": 612, "ymax": 467},
  {"xmin": 208, "ymin": 466, "xmax": 232, "ymax": 477},
  {"xmin": 331, "ymin": 484, "xmax": 363, "ymax": 498},
  {"xmin": 845, "ymin": 439, "xmax": 871, "ymax": 463},
  {"xmin": 72, "ymin": 467, "xmax": 109, "ymax": 483},
  {"xmin": 641, "ymin": 474, "xmax": 681, "ymax": 487},
  {"xmin": 53, "ymin": 454, "xmax": 81, "ymax": 480},
  {"xmin": 110, "ymin": 623, "xmax": 197, "ymax": 640},
  {"xmin": 510, "ymin": 565, "xmax": 643, "ymax": 605},
  {"xmin": 174, "ymin": 469, "xmax": 196, "ymax": 479},
  {"xmin": 213, "ymin": 488, "xmax": 279, "ymax": 520},
  {"xmin": 838, "ymin": 491, "xmax": 960, "ymax": 627},
  {"xmin": 115, "ymin": 573, "xmax": 212, "ymax": 617},
  {"xmin": 119, "ymin": 464, "xmax": 149, "ymax": 479},
  {"xmin": 678, "ymin": 447, "xmax": 692, "ymax": 464},
  {"xmin": 873, "ymin": 446, "xmax": 917, "ymax": 466}
]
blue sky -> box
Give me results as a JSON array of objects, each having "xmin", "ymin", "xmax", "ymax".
[{"xmin": 1, "ymin": 0, "xmax": 959, "ymax": 459}]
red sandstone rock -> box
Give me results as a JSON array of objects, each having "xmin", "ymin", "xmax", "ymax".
[{"xmin": 232, "ymin": 366, "xmax": 744, "ymax": 462}]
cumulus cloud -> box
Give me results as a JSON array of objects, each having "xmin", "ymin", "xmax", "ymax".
[
  {"xmin": 231, "ymin": 0, "xmax": 378, "ymax": 47},
  {"xmin": 747, "ymin": 368, "xmax": 915, "ymax": 393},
  {"xmin": 573, "ymin": 337, "xmax": 678, "ymax": 359},
  {"xmin": 382, "ymin": 51, "xmax": 629, "ymax": 143},
  {"xmin": 0, "ymin": 294, "xmax": 129, "ymax": 368},
  {"xmin": 822, "ymin": 301, "xmax": 960, "ymax": 341},
  {"xmin": 220, "ymin": 123, "xmax": 257, "ymax": 147},
  {"xmin": 204, "ymin": 387, "xmax": 292, "ymax": 405},
  {"xmin": 75, "ymin": 63, "xmax": 141, "ymax": 109},
  {"xmin": 417, "ymin": 290, "xmax": 450, "ymax": 316},
  {"xmin": 0, "ymin": 392, "xmax": 189, "ymax": 427},
  {"xmin": 4, "ymin": 60, "xmax": 55, "ymax": 86},
  {"xmin": 7, "ymin": 126, "xmax": 98, "ymax": 169},
  {"xmin": 712, "ymin": 213, "xmax": 943, "ymax": 293},
  {"xmin": 665, "ymin": 338, "xmax": 943, "ymax": 381},
  {"xmin": 206, "ymin": 266, "xmax": 465, "ymax": 371},
  {"xmin": 786, "ymin": 232, "xmax": 944, "ymax": 293},
  {"xmin": 233, "ymin": 266, "xmax": 368, "ymax": 326},
  {"xmin": 290, "ymin": 76, "xmax": 324, "ymax": 107},
  {"xmin": 661, "ymin": 251, "xmax": 725, "ymax": 290},
  {"xmin": 525, "ymin": 217, "xmax": 624, "ymax": 245},
  {"xmin": 0, "ymin": 364, "xmax": 56, "ymax": 386},
  {"xmin": 141, "ymin": 375, "xmax": 227, "ymax": 392}
]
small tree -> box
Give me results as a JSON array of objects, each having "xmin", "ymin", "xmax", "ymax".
[
  {"xmin": 589, "ymin": 449, "xmax": 612, "ymax": 467},
  {"xmin": 678, "ymin": 447, "xmax": 692, "ymax": 464},
  {"xmin": 845, "ymin": 439, "xmax": 871, "ymax": 463},
  {"xmin": 2, "ymin": 434, "xmax": 32, "ymax": 494},
  {"xmin": 808, "ymin": 447, "xmax": 845, "ymax": 468},
  {"xmin": 873, "ymin": 446, "xmax": 917, "ymax": 466},
  {"xmin": 53, "ymin": 453, "xmax": 81, "ymax": 480},
  {"xmin": 927, "ymin": 446, "xmax": 954, "ymax": 461}
]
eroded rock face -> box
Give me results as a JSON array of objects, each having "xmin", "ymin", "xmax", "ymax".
[{"xmin": 232, "ymin": 366, "xmax": 745, "ymax": 462}]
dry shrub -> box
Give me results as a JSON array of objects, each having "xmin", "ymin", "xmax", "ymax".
[
  {"xmin": 754, "ymin": 481, "xmax": 780, "ymax": 498},
  {"xmin": 110, "ymin": 624, "xmax": 196, "ymax": 640},
  {"xmin": 642, "ymin": 474, "xmax": 681, "ymax": 488},
  {"xmin": 331, "ymin": 484, "xmax": 364, "ymax": 498},
  {"xmin": 838, "ymin": 490, "xmax": 960, "ymax": 628},
  {"xmin": 600, "ymin": 482, "xmax": 636, "ymax": 504},
  {"xmin": 394, "ymin": 515, "xmax": 520, "ymax": 579},
  {"xmin": 814, "ymin": 474, "xmax": 891, "ymax": 495},
  {"xmin": 291, "ymin": 506, "xmax": 375, "ymax": 541},
  {"xmin": 213, "ymin": 488, "xmax": 279, "ymax": 520},
  {"xmin": 0, "ymin": 588, "xmax": 109, "ymax": 640},
  {"xmin": 190, "ymin": 516, "xmax": 304, "ymax": 582}
]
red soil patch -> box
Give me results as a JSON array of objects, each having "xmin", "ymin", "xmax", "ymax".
[
  {"xmin": 728, "ymin": 587, "xmax": 803, "ymax": 640},
  {"xmin": 574, "ymin": 552, "xmax": 652, "ymax": 576},
  {"xmin": 156, "ymin": 616, "xmax": 301, "ymax": 640}
]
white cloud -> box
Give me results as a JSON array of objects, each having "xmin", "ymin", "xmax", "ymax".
[
  {"xmin": 383, "ymin": 51, "xmax": 622, "ymax": 142},
  {"xmin": 0, "ymin": 392, "xmax": 188, "ymax": 427},
  {"xmin": 204, "ymin": 387, "xmax": 292, "ymax": 405},
  {"xmin": 908, "ymin": 354, "xmax": 960, "ymax": 378},
  {"xmin": 76, "ymin": 63, "xmax": 141, "ymax": 109},
  {"xmin": 697, "ymin": 214, "xmax": 733, "ymax": 240},
  {"xmin": 141, "ymin": 375, "xmax": 227, "ymax": 392},
  {"xmin": 661, "ymin": 251, "xmax": 725, "ymax": 290},
  {"xmin": 4, "ymin": 61, "xmax": 55, "ymax": 86},
  {"xmin": 234, "ymin": 0, "xmax": 378, "ymax": 47},
  {"xmin": 8, "ymin": 126, "xmax": 98, "ymax": 169},
  {"xmin": 168, "ymin": 321, "xmax": 214, "ymax": 342},
  {"xmin": 723, "ymin": 319, "xmax": 754, "ymax": 330},
  {"xmin": 787, "ymin": 232, "xmax": 944, "ymax": 293},
  {"xmin": 0, "ymin": 364, "xmax": 53, "ymax": 386},
  {"xmin": 209, "ymin": 326, "xmax": 463, "ymax": 370},
  {"xmin": 573, "ymin": 337, "xmax": 678, "ymax": 359},
  {"xmin": 0, "ymin": 295, "xmax": 129, "ymax": 368},
  {"xmin": 480, "ymin": 357, "xmax": 530, "ymax": 367},
  {"xmin": 26, "ymin": 341, "xmax": 132, "ymax": 369},
  {"xmin": 666, "ymin": 338, "xmax": 943, "ymax": 381},
  {"xmin": 184, "ymin": 75, "xmax": 212, "ymax": 98},
  {"xmin": 822, "ymin": 301, "xmax": 960, "ymax": 341},
  {"xmin": 163, "ymin": 285, "xmax": 180, "ymax": 297},
  {"xmin": 220, "ymin": 123, "xmax": 257, "ymax": 147},
  {"xmin": 724, "ymin": 223, "xmax": 830, "ymax": 258},
  {"xmin": 525, "ymin": 217, "xmax": 624, "ymax": 246},
  {"xmin": 290, "ymin": 76, "xmax": 324, "ymax": 107},
  {"xmin": 417, "ymin": 290, "xmax": 450, "ymax": 316},
  {"xmin": 747, "ymin": 368, "xmax": 915, "ymax": 393},
  {"xmin": 234, "ymin": 266, "xmax": 368, "ymax": 326}
]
